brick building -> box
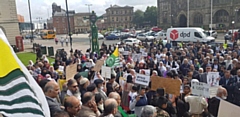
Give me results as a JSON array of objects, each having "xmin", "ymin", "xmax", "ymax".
[
  {"xmin": 105, "ymin": 5, "xmax": 134, "ymax": 29},
  {"xmin": 74, "ymin": 13, "xmax": 90, "ymax": 33}
]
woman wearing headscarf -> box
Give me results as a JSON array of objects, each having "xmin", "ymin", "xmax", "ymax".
[{"xmin": 121, "ymin": 75, "xmax": 134, "ymax": 112}]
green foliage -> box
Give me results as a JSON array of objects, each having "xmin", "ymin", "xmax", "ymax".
[{"xmin": 132, "ymin": 6, "xmax": 158, "ymax": 28}]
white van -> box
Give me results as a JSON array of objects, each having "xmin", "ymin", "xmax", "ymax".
[{"xmin": 166, "ymin": 27, "xmax": 215, "ymax": 43}]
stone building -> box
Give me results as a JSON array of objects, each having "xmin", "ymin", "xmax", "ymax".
[
  {"xmin": 0, "ymin": 0, "xmax": 20, "ymax": 45},
  {"xmin": 105, "ymin": 5, "xmax": 134, "ymax": 29},
  {"xmin": 74, "ymin": 13, "xmax": 91, "ymax": 33},
  {"xmin": 157, "ymin": 0, "xmax": 240, "ymax": 30}
]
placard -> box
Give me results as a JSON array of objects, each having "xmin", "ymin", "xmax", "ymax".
[
  {"xmin": 85, "ymin": 62, "xmax": 92, "ymax": 68},
  {"xmin": 218, "ymin": 100, "xmax": 240, "ymax": 117},
  {"xmin": 101, "ymin": 66, "xmax": 111, "ymax": 79},
  {"xmin": 151, "ymin": 76, "xmax": 181, "ymax": 96},
  {"xmin": 132, "ymin": 53, "xmax": 141, "ymax": 62},
  {"xmin": 122, "ymin": 51, "xmax": 129, "ymax": 55},
  {"xmin": 92, "ymin": 60, "xmax": 104, "ymax": 72},
  {"xmin": 135, "ymin": 73, "xmax": 150, "ymax": 86},
  {"xmin": 140, "ymin": 48, "xmax": 145, "ymax": 53},
  {"xmin": 191, "ymin": 81, "xmax": 210, "ymax": 98},
  {"xmin": 66, "ymin": 64, "xmax": 77, "ymax": 80},
  {"xmin": 207, "ymin": 72, "xmax": 220, "ymax": 86},
  {"xmin": 142, "ymin": 52, "xmax": 148, "ymax": 57}
]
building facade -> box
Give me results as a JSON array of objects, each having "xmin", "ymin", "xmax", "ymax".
[
  {"xmin": 0, "ymin": 0, "xmax": 20, "ymax": 45},
  {"xmin": 105, "ymin": 5, "xmax": 134, "ymax": 29},
  {"xmin": 74, "ymin": 13, "xmax": 91, "ymax": 33},
  {"xmin": 51, "ymin": 3, "xmax": 75, "ymax": 34},
  {"xmin": 158, "ymin": 0, "xmax": 240, "ymax": 29}
]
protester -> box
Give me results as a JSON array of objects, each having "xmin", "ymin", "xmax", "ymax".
[{"xmin": 64, "ymin": 96, "xmax": 81, "ymax": 117}]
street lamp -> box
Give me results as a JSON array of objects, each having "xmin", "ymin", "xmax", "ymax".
[
  {"xmin": 210, "ymin": 0, "xmax": 213, "ymax": 35},
  {"xmin": 187, "ymin": 0, "xmax": 189, "ymax": 27},
  {"xmin": 169, "ymin": 14, "xmax": 173, "ymax": 28},
  {"xmin": 232, "ymin": 21, "xmax": 235, "ymax": 42},
  {"xmin": 65, "ymin": 0, "xmax": 73, "ymax": 53},
  {"xmin": 28, "ymin": 0, "xmax": 34, "ymax": 43},
  {"xmin": 85, "ymin": 4, "xmax": 92, "ymax": 50}
]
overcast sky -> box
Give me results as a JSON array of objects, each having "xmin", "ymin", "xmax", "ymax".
[{"xmin": 16, "ymin": 0, "xmax": 157, "ymax": 22}]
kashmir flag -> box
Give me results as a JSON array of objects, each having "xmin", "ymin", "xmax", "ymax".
[
  {"xmin": 106, "ymin": 46, "xmax": 120, "ymax": 67},
  {"xmin": 0, "ymin": 29, "xmax": 50, "ymax": 117}
]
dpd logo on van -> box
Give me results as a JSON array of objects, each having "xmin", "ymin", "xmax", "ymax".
[{"xmin": 170, "ymin": 29, "xmax": 178, "ymax": 41}]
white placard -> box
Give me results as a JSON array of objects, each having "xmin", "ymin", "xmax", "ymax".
[
  {"xmin": 142, "ymin": 52, "xmax": 148, "ymax": 57},
  {"xmin": 101, "ymin": 66, "xmax": 111, "ymax": 79},
  {"xmin": 207, "ymin": 72, "xmax": 220, "ymax": 86},
  {"xmin": 85, "ymin": 62, "xmax": 92, "ymax": 68},
  {"xmin": 140, "ymin": 48, "xmax": 145, "ymax": 53},
  {"xmin": 218, "ymin": 100, "xmax": 240, "ymax": 117},
  {"xmin": 191, "ymin": 81, "xmax": 210, "ymax": 98},
  {"xmin": 135, "ymin": 73, "xmax": 150, "ymax": 86},
  {"xmin": 122, "ymin": 51, "xmax": 129, "ymax": 55}
]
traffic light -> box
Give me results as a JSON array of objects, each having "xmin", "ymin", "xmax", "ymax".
[{"xmin": 43, "ymin": 23, "xmax": 47, "ymax": 29}]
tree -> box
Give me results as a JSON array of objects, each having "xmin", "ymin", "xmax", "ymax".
[
  {"xmin": 144, "ymin": 6, "xmax": 157, "ymax": 27},
  {"xmin": 132, "ymin": 10, "xmax": 144, "ymax": 28}
]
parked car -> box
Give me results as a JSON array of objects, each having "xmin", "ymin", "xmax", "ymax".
[
  {"xmin": 105, "ymin": 34, "xmax": 119, "ymax": 40},
  {"xmin": 136, "ymin": 33, "xmax": 154, "ymax": 41},
  {"xmin": 155, "ymin": 31, "xmax": 167, "ymax": 40},
  {"xmin": 98, "ymin": 33, "xmax": 104, "ymax": 40},
  {"xmin": 206, "ymin": 30, "xmax": 218, "ymax": 38},
  {"xmin": 25, "ymin": 34, "xmax": 37, "ymax": 39},
  {"xmin": 117, "ymin": 38, "xmax": 141, "ymax": 46},
  {"xmin": 120, "ymin": 34, "xmax": 130, "ymax": 40}
]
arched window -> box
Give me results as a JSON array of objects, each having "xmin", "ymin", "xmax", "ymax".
[
  {"xmin": 193, "ymin": 13, "xmax": 203, "ymax": 25},
  {"xmin": 213, "ymin": 10, "xmax": 229, "ymax": 23}
]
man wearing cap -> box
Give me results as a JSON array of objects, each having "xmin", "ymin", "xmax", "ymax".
[
  {"xmin": 79, "ymin": 78, "xmax": 90, "ymax": 98},
  {"xmin": 74, "ymin": 73, "xmax": 82, "ymax": 89},
  {"xmin": 94, "ymin": 79, "xmax": 107, "ymax": 101},
  {"xmin": 199, "ymin": 64, "xmax": 212, "ymax": 83}
]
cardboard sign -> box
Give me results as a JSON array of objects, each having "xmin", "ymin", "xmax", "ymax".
[
  {"xmin": 218, "ymin": 100, "xmax": 240, "ymax": 117},
  {"xmin": 92, "ymin": 60, "xmax": 104, "ymax": 72},
  {"xmin": 151, "ymin": 76, "xmax": 181, "ymax": 96},
  {"xmin": 207, "ymin": 72, "xmax": 220, "ymax": 86},
  {"xmin": 142, "ymin": 52, "xmax": 148, "ymax": 57},
  {"xmin": 135, "ymin": 73, "xmax": 150, "ymax": 86},
  {"xmin": 66, "ymin": 64, "xmax": 77, "ymax": 80},
  {"xmin": 85, "ymin": 62, "xmax": 92, "ymax": 68},
  {"xmin": 122, "ymin": 51, "xmax": 129, "ymax": 55},
  {"xmin": 191, "ymin": 81, "xmax": 210, "ymax": 98},
  {"xmin": 101, "ymin": 66, "xmax": 111, "ymax": 79}
]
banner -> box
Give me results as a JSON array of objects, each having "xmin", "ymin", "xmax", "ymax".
[
  {"xmin": 135, "ymin": 73, "xmax": 150, "ymax": 86},
  {"xmin": 191, "ymin": 81, "xmax": 210, "ymax": 98},
  {"xmin": 93, "ymin": 60, "xmax": 104, "ymax": 71},
  {"xmin": 142, "ymin": 52, "xmax": 148, "ymax": 57},
  {"xmin": 66, "ymin": 64, "xmax": 77, "ymax": 80},
  {"xmin": 207, "ymin": 72, "xmax": 220, "ymax": 86},
  {"xmin": 151, "ymin": 76, "xmax": 181, "ymax": 96},
  {"xmin": 101, "ymin": 66, "xmax": 111, "ymax": 79},
  {"xmin": 218, "ymin": 100, "xmax": 240, "ymax": 117}
]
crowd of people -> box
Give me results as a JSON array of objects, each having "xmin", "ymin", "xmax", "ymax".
[{"xmin": 27, "ymin": 38, "xmax": 240, "ymax": 117}]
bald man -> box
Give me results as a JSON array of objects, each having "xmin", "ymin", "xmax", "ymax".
[
  {"xmin": 103, "ymin": 98, "xmax": 118, "ymax": 117},
  {"xmin": 64, "ymin": 96, "xmax": 81, "ymax": 117},
  {"xmin": 44, "ymin": 81, "xmax": 62, "ymax": 117},
  {"xmin": 108, "ymin": 92, "xmax": 127, "ymax": 117},
  {"xmin": 208, "ymin": 87, "xmax": 228, "ymax": 117}
]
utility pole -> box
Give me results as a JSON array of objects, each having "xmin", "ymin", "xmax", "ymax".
[
  {"xmin": 210, "ymin": 0, "xmax": 213, "ymax": 34},
  {"xmin": 85, "ymin": 4, "xmax": 92, "ymax": 50},
  {"xmin": 65, "ymin": 0, "xmax": 73, "ymax": 53},
  {"xmin": 187, "ymin": 0, "xmax": 189, "ymax": 27},
  {"xmin": 28, "ymin": 0, "xmax": 34, "ymax": 43}
]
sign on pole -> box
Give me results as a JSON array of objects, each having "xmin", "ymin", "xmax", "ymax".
[
  {"xmin": 207, "ymin": 72, "xmax": 220, "ymax": 86},
  {"xmin": 191, "ymin": 81, "xmax": 210, "ymax": 98},
  {"xmin": 66, "ymin": 64, "xmax": 77, "ymax": 81},
  {"xmin": 151, "ymin": 76, "xmax": 181, "ymax": 96},
  {"xmin": 92, "ymin": 60, "xmax": 104, "ymax": 72},
  {"xmin": 101, "ymin": 66, "xmax": 111, "ymax": 79},
  {"xmin": 135, "ymin": 73, "xmax": 150, "ymax": 86}
]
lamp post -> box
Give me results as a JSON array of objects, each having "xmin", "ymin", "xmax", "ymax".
[
  {"xmin": 232, "ymin": 21, "xmax": 235, "ymax": 42},
  {"xmin": 28, "ymin": 0, "xmax": 34, "ymax": 43},
  {"xmin": 36, "ymin": 17, "xmax": 42, "ymax": 31},
  {"xmin": 85, "ymin": 4, "xmax": 92, "ymax": 50},
  {"xmin": 235, "ymin": 8, "xmax": 239, "ymax": 23},
  {"xmin": 210, "ymin": 0, "xmax": 213, "ymax": 35},
  {"xmin": 169, "ymin": 14, "xmax": 173, "ymax": 28},
  {"xmin": 187, "ymin": 0, "xmax": 189, "ymax": 27},
  {"xmin": 65, "ymin": 0, "xmax": 73, "ymax": 53}
]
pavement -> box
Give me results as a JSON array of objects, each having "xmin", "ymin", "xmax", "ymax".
[{"xmin": 23, "ymin": 33, "xmax": 226, "ymax": 56}]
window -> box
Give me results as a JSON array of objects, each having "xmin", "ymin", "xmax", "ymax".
[
  {"xmin": 116, "ymin": 11, "xmax": 118, "ymax": 14},
  {"xmin": 116, "ymin": 17, "xmax": 118, "ymax": 22},
  {"xmin": 214, "ymin": 10, "xmax": 229, "ymax": 23},
  {"xmin": 112, "ymin": 17, "xmax": 114, "ymax": 22},
  {"xmin": 112, "ymin": 11, "xmax": 114, "ymax": 14},
  {"xmin": 193, "ymin": 13, "xmax": 203, "ymax": 25},
  {"xmin": 194, "ymin": 32, "xmax": 202, "ymax": 38},
  {"xmin": 125, "ymin": 10, "xmax": 127, "ymax": 14},
  {"xmin": 125, "ymin": 17, "xmax": 127, "ymax": 21}
]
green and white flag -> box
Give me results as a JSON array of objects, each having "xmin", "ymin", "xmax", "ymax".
[
  {"xmin": 0, "ymin": 29, "xmax": 50, "ymax": 117},
  {"xmin": 106, "ymin": 47, "xmax": 120, "ymax": 67}
]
